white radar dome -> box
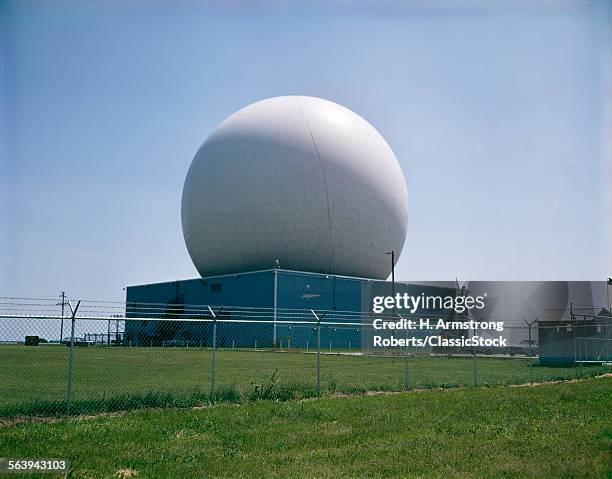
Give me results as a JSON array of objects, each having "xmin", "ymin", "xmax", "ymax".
[{"xmin": 181, "ymin": 96, "xmax": 409, "ymax": 279}]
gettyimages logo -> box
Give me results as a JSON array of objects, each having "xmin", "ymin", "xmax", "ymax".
[{"xmin": 371, "ymin": 292, "xmax": 487, "ymax": 314}]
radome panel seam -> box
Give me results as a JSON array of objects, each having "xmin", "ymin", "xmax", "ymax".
[{"xmin": 295, "ymin": 97, "xmax": 335, "ymax": 274}]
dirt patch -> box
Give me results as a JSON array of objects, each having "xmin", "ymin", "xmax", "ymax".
[
  {"xmin": 508, "ymin": 372, "xmax": 612, "ymax": 387},
  {"xmin": 115, "ymin": 468, "xmax": 138, "ymax": 478}
]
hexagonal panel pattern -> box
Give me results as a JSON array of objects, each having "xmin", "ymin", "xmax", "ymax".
[{"xmin": 181, "ymin": 96, "xmax": 409, "ymax": 280}]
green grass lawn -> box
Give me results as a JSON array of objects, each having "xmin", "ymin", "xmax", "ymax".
[
  {"xmin": 0, "ymin": 344, "xmax": 608, "ymax": 417},
  {"xmin": 0, "ymin": 377, "xmax": 609, "ymax": 478}
]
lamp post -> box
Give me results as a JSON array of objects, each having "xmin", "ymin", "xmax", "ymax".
[
  {"xmin": 385, "ymin": 251, "xmax": 395, "ymax": 316},
  {"xmin": 607, "ymin": 278, "xmax": 612, "ymax": 313},
  {"xmin": 273, "ymin": 259, "xmax": 280, "ymax": 346},
  {"xmin": 57, "ymin": 291, "xmax": 66, "ymax": 343}
]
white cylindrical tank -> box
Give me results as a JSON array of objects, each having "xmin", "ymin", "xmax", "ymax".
[{"xmin": 181, "ymin": 96, "xmax": 409, "ymax": 279}]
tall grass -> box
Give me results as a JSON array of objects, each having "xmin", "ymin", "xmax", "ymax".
[{"xmin": 3, "ymin": 369, "xmax": 607, "ymax": 419}]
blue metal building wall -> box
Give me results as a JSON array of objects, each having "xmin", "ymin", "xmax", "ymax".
[
  {"xmin": 274, "ymin": 270, "xmax": 362, "ymax": 349},
  {"xmin": 125, "ymin": 271, "xmax": 274, "ymax": 347},
  {"xmin": 125, "ymin": 269, "xmax": 456, "ymax": 349},
  {"xmin": 275, "ymin": 273, "xmax": 458, "ymax": 349}
]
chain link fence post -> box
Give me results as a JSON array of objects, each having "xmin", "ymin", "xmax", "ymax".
[
  {"xmin": 311, "ymin": 310, "xmax": 325, "ymax": 395},
  {"xmin": 578, "ymin": 323, "xmax": 583, "ymax": 378},
  {"xmin": 472, "ymin": 349, "xmax": 477, "ymax": 387},
  {"xmin": 529, "ymin": 323, "xmax": 534, "ymax": 385},
  {"xmin": 400, "ymin": 314, "xmax": 410, "ymax": 391},
  {"xmin": 211, "ymin": 317, "xmax": 217, "ymax": 402},
  {"xmin": 66, "ymin": 300, "xmax": 81, "ymax": 415},
  {"xmin": 316, "ymin": 317, "xmax": 321, "ymax": 394},
  {"xmin": 405, "ymin": 347, "xmax": 411, "ymax": 391},
  {"xmin": 527, "ymin": 321, "xmax": 532, "ymax": 384},
  {"xmin": 472, "ymin": 327, "xmax": 478, "ymax": 388},
  {"xmin": 208, "ymin": 306, "xmax": 221, "ymax": 403},
  {"xmin": 525, "ymin": 318, "xmax": 537, "ymax": 385}
]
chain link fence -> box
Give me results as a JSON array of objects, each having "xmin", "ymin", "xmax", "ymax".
[{"xmin": 1, "ymin": 297, "xmax": 610, "ymax": 418}]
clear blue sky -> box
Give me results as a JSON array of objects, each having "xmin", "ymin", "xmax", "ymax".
[{"xmin": 1, "ymin": 0, "xmax": 611, "ymax": 301}]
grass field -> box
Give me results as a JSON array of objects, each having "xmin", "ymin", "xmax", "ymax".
[
  {"xmin": 0, "ymin": 377, "xmax": 609, "ymax": 478},
  {"xmin": 1, "ymin": 344, "xmax": 609, "ymax": 417}
]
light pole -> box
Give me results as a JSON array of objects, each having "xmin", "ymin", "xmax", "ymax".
[
  {"xmin": 386, "ymin": 251, "xmax": 395, "ymax": 316},
  {"xmin": 57, "ymin": 291, "xmax": 66, "ymax": 343},
  {"xmin": 273, "ymin": 259, "xmax": 280, "ymax": 346},
  {"xmin": 606, "ymin": 278, "xmax": 612, "ymax": 314}
]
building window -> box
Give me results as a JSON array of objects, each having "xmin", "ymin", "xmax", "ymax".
[{"xmin": 211, "ymin": 283, "xmax": 222, "ymax": 293}]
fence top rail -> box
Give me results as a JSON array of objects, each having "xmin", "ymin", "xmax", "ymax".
[
  {"xmin": 0, "ymin": 313, "xmax": 365, "ymax": 327},
  {"xmin": 1, "ymin": 307, "xmax": 567, "ymax": 324},
  {"xmin": 0, "ymin": 300, "xmax": 460, "ymax": 319},
  {"xmin": 1, "ymin": 313, "xmax": 608, "ymax": 330},
  {"xmin": 3, "ymin": 296, "xmax": 609, "ymax": 320}
]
